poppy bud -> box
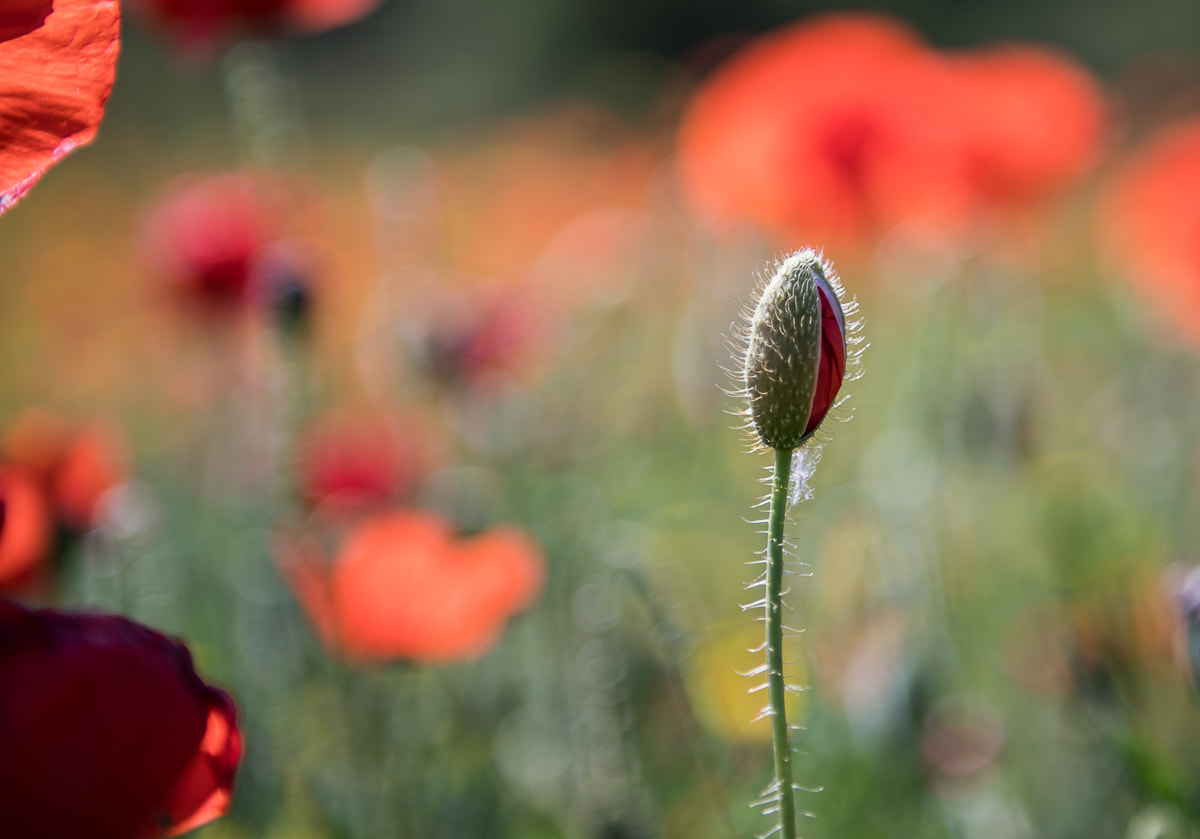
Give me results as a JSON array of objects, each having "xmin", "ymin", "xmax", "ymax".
[{"xmin": 743, "ymin": 249, "xmax": 848, "ymax": 450}]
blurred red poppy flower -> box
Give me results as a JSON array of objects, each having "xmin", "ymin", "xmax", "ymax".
[
  {"xmin": 0, "ymin": 600, "xmax": 241, "ymax": 838},
  {"xmin": 1100, "ymin": 119, "xmax": 1200, "ymax": 342},
  {"xmin": 676, "ymin": 13, "xmax": 1107, "ymax": 250},
  {"xmin": 282, "ymin": 510, "xmax": 545, "ymax": 663},
  {"xmin": 141, "ymin": 172, "xmax": 308, "ymax": 323},
  {"xmin": 949, "ymin": 45, "xmax": 1107, "ymax": 214},
  {"xmin": 297, "ymin": 413, "xmax": 430, "ymax": 517},
  {"xmin": 0, "ymin": 468, "xmax": 51, "ymax": 590},
  {"xmin": 132, "ymin": 0, "xmax": 380, "ymax": 51},
  {"xmin": 0, "ymin": 0, "xmax": 120, "ymax": 216},
  {"xmin": 3, "ymin": 410, "xmax": 127, "ymax": 532},
  {"xmin": 676, "ymin": 14, "xmax": 961, "ymax": 249}
]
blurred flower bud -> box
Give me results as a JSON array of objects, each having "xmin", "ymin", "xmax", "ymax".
[
  {"xmin": 743, "ymin": 249, "xmax": 848, "ymax": 450},
  {"xmin": 257, "ymin": 243, "xmax": 317, "ymax": 340}
]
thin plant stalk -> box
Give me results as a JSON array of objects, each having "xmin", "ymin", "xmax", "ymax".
[{"xmin": 764, "ymin": 446, "xmax": 797, "ymax": 839}]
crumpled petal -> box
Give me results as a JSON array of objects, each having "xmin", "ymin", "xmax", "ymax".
[{"xmin": 0, "ymin": 0, "xmax": 120, "ymax": 216}]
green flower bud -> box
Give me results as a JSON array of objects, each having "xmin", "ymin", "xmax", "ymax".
[{"xmin": 743, "ymin": 250, "xmax": 848, "ymax": 451}]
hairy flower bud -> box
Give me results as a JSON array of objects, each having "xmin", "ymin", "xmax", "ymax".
[{"xmin": 743, "ymin": 250, "xmax": 848, "ymax": 450}]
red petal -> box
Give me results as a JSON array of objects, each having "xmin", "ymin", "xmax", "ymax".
[
  {"xmin": 152, "ymin": 692, "xmax": 243, "ymax": 838},
  {"xmin": 0, "ymin": 0, "xmax": 120, "ymax": 216},
  {"xmin": 804, "ymin": 284, "xmax": 847, "ymax": 438},
  {"xmin": 0, "ymin": 601, "xmax": 241, "ymax": 839}
]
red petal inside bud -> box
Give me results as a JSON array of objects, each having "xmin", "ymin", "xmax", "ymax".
[{"xmin": 804, "ymin": 285, "xmax": 847, "ymax": 437}]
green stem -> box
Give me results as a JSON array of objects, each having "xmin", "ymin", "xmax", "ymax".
[{"xmin": 766, "ymin": 446, "xmax": 797, "ymax": 839}]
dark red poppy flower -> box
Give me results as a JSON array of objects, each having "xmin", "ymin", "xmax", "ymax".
[
  {"xmin": 0, "ymin": 0, "xmax": 120, "ymax": 216},
  {"xmin": 297, "ymin": 413, "xmax": 431, "ymax": 517},
  {"xmin": 1100, "ymin": 119, "xmax": 1200, "ymax": 343},
  {"xmin": 140, "ymin": 172, "xmax": 307, "ymax": 323},
  {"xmin": 281, "ymin": 510, "xmax": 545, "ymax": 663},
  {"xmin": 744, "ymin": 250, "xmax": 849, "ymax": 450},
  {"xmin": 131, "ymin": 0, "xmax": 381, "ymax": 51},
  {"xmin": 0, "ymin": 600, "xmax": 241, "ymax": 839}
]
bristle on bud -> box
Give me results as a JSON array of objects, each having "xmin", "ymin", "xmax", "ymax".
[{"xmin": 743, "ymin": 250, "xmax": 848, "ymax": 451}]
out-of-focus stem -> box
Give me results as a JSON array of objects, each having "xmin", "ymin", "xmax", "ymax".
[{"xmin": 766, "ymin": 446, "xmax": 796, "ymax": 839}]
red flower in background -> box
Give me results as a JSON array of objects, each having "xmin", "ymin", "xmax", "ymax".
[
  {"xmin": 281, "ymin": 511, "xmax": 545, "ymax": 663},
  {"xmin": 676, "ymin": 13, "xmax": 1107, "ymax": 251},
  {"xmin": 1100, "ymin": 119, "xmax": 1200, "ymax": 343},
  {"xmin": 132, "ymin": 0, "xmax": 381, "ymax": 51},
  {"xmin": 298, "ymin": 413, "xmax": 431, "ymax": 517},
  {"xmin": 949, "ymin": 45, "xmax": 1107, "ymax": 213},
  {"xmin": 676, "ymin": 14, "xmax": 958, "ymax": 249},
  {"xmin": 0, "ymin": 0, "xmax": 120, "ymax": 216},
  {"xmin": 141, "ymin": 173, "xmax": 310, "ymax": 323},
  {"xmin": 0, "ymin": 600, "xmax": 241, "ymax": 839},
  {"xmin": 0, "ymin": 468, "xmax": 50, "ymax": 590},
  {"xmin": 3, "ymin": 409, "xmax": 127, "ymax": 532},
  {"xmin": 0, "ymin": 411, "xmax": 127, "ymax": 596}
]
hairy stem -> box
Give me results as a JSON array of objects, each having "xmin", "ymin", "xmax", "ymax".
[{"xmin": 765, "ymin": 446, "xmax": 797, "ymax": 839}]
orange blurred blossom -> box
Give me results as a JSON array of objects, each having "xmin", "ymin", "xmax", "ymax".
[
  {"xmin": 1101, "ymin": 119, "xmax": 1200, "ymax": 343},
  {"xmin": 282, "ymin": 510, "xmax": 545, "ymax": 663}
]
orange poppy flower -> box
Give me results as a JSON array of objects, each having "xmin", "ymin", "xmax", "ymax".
[
  {"xmin": 0, "ymin": 600, "xmax": 241, "ymax": 839},
  {"xmin": 282, "ymin": 510, "xmax": 545, "ymax": 663},
  {"xmin": 0, "ymin": 0, "xmax": 120, "ymax": 216},
  {"xmin": 1100, "ymin": 119, "xmax": 1200, "ymax": 342}
]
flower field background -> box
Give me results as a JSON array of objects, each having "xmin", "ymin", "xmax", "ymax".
[{"xmin": 7, "ymin": 0, "xmax": 1200, "ymax": 837}]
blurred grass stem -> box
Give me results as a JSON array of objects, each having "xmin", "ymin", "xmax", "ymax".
[{"xmin": 765, "ymin": 446, "xmax": 797, "ymax": 839}]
